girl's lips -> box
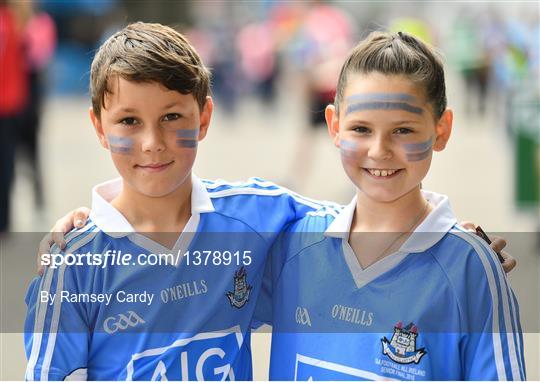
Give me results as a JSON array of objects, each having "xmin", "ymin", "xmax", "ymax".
[{"xmin": 363, "ymin": 168, "xmax": 403, "ymax": 179}]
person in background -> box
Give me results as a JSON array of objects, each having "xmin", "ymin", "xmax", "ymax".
[{"xmin": 0, "ymin": 0, "xmax": 28, "ymax": 232}]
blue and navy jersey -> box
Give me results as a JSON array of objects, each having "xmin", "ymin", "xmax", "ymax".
[
  {"xmin": 24, "ymin": 176, "xmax": 334, "ymax": 381},
  {"xmin": 266, "ymin": 191, "xmax": 525, "ymax": 381}
]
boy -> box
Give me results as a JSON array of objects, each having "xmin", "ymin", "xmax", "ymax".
[
  {"xmin": 24, "ymin": 22, "xmax": 331, "ymax": 380},
  {"xmin": 264, "ymin": 31, "xmax": 525, "ymax": 380}
]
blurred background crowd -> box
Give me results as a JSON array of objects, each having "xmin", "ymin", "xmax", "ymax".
[
  {"xmin": 0, "ymin": 1, "xmax": 538, "ymax": 379},
  {"xmin": 0, "ymin": 0, "xmax": 538, "ymax": 233}
]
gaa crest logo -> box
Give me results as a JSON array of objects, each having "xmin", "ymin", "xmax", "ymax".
[
  {"xmin": 381, "ymin": 321, "xmax": 427, "ymax": 364},
  {"xmin": 226, "ymin": 267, "xmax": 252, "ymax": 308}
]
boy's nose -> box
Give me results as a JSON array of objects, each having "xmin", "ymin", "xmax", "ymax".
[
  {"xmin": 367, "ymin": 137, "xmax": 393, "ymax": 161},
  {"xmin": 141, "ymin": 126, "xmax": 166, "ymax": 153}
]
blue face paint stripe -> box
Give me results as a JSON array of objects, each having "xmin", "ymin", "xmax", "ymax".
[
  {"xmin": 176, "ymin": 139, "xmax": 197, "ymax": 148},
  {"xmin": 406, "ymin": 149, "xmax": 431, "ymax": 161},
  {"xmin": 346, "ymin": 102, "xmax": 423, "ymax": 115},
  {"xmin": 403, "ymin": 138, "xmax": 433, "ymax": 152},
  {"xmin": 339, "ymin": 139, "xmax": 359, "ymax": 151},
  {"xmin": 346, "ymin": 93, "xmax": 416, "ymax": 103},
  {"xmin": 107, "ymin": 135, "xmax": 134, "ymax": 146},
  {"xmin": 110, "ymin": 146, "xmax": 133, "ymax": 154},
  {"xmin": 175, "ymin": 128, "xmax": 200, "ymax": 139}
]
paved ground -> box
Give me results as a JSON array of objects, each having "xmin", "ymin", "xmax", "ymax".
[{"xmin": 3, "ymin": 69, "xmax": 539, "ymax": 379}]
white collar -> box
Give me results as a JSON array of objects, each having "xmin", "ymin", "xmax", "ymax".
[
  {"xmin": 325, "ymin": 190, "xmax": 457, "ymax": 253},
  {"xmin": 89, "ymin": 174, "xmax": 215, "ymax": 237}
]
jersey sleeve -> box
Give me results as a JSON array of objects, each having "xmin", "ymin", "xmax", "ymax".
[
  {"xmin": 252, "ymin": 218, "xmax": 320, "ymax": 328},
  {"xmin": 24, "ymin": 262, "xmax": 90, "ymax": 381},
  {"xmin": 252, "ymin": 253, "xmax": 273, "ymax": 328},
  {"xmin": 458, "ymin": 238, "xmax": 526, "ymax": 381}
]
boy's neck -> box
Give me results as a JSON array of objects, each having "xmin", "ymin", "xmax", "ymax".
[{"xmin": 111, "ymin": 177, "xmax": 193, "ymax": 236}]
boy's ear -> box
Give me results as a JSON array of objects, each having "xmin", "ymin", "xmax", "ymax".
[
  {"xmin": 433, "ymin": 109, "xmax": 453, "ymax": 152},
  {"xmin": 89, "ymin": 107, "xmax": 109, "ymax": 150},
  {"xmin": 325, "ymin": 104, "xmax": 341, "ymax": 148},
  {"xmin": 197, "ymin": 96, "xmax": 213, "ymax": 141}
]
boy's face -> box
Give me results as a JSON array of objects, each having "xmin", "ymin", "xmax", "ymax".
[
  {"xmin": 90, "ymin": 77, "xmax": 212, "ymax": 198},
  {"xmin": 326, "ymin": 72, "xmax": 452, "ymax": 203}
]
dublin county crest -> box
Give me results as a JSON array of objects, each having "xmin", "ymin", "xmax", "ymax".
[
  {"xmin": 381, "ymin": 322, "xmax": 427, "ymax": 364},
  {"xmin": 226, "ymin": 267, "xmax": 252, "ymax": 308}
]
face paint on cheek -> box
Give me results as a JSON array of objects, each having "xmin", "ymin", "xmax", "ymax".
[
  {"xmin": 175, "ymin": 128, "xmax": 199, "ymax": 149},
  {"xmin": 107, "ymin": 135, "xmax": 134, "ymax": 155},
  {"xmin": 402, "ymin": 137, "xmax": 433, "ymax": 162},
  {"xmin": 339, "ymin": 139, "xmax": 360, "ymax": 159}
]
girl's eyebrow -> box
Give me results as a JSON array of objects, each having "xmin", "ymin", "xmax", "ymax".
[{"xmin": 345, "ymin": 119, "xmax": 373, "ymax": 126}]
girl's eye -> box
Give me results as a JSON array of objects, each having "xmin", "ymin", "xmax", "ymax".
[
  {"xmin": 353, "ymin": 126, "xmax": 370, "ymax": 134},
  {"xmin": 394, "ymin": 127, "xmax": 413, "ymax": 135},
  {"xmin": 163, "ymin": 113, "xmax": 181, "ymax": 122},
  {"xmin": 120, "ymin": 117, "xmax": 138, "ymax": 125}
]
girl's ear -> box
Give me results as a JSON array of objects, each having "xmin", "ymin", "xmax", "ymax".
[{"xmin": 433, "ymin": 109, "xmax": 453, "ymax": 152}]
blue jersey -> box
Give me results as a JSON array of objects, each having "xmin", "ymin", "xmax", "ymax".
[
  {"xmin": 266, "ymin": 191, "xmax": 525, "ymax": 381},
  {"xmin": 24, "ymin": 176, "xmax": 332, "ymax": 381}
]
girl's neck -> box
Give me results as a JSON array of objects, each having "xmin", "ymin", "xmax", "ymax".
[
  {"xmin": 351, "ymin": 186, "xmax": 430, "ymax": 233},
  {"xmin": 349, "ymin": 186, "xmax": 432, "ymax": 269}
]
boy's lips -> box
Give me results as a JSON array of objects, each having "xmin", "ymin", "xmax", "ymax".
[
  {"xmin": 363, "ymin": 168, "xmax": 403, "ymax": 179},
  {"xmin": 136, "ymin": 161, "xmax": 174, "ymax": 172}
]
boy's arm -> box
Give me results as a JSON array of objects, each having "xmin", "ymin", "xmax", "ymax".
[
  {"xmin": 460, "ymin": 240, "xmax": 525, "ymax": 380},
  {"xmin": 25, "ymin": 263, "xmax": 90, "ymax": 380}
]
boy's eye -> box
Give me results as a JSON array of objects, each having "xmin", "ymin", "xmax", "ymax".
[
  {"xmin": 352, "ymin": 126, "xmax": 370, "ymax": 134},
  {"xmin": 163, "ymin": 113, "xmax": 181, "ymax": 122},
  {"xmin": 394, "ymin": 127, "xmax": 413, "ymax": 135},
  {"xmin": 120, "ymin": 117, "xmax": 138, "ymax": 125}
]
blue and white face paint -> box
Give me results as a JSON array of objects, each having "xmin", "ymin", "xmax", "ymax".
[
  {"xmin": 402, "ymin": 137, "xmax": 433, "ymax": 162},
  {"xmin": 175, "ymin": 128, "xmax": 199, "ymax": 149},
  {"xmin": 107, "ymin": 135, "xmax": 134, "ymax": 154},
  {"xmin": 339, "ymin": 139, "xmax": 360, "ymax": 159},
  {"xmin": 345, "ymin": 93, "xmax": 423, "ymax": 116}
]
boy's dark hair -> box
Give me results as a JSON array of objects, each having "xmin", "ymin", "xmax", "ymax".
[
  {"xmin": 335, "ymin": 31, "xmax": 447, "ymax": 119},
  {"xmin": 90, "ymin": 22, "xmax": 211, "ymax": 118}
]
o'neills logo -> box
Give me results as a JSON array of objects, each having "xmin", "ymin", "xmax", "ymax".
[
  {"xmin": 160, "ymin": 280, "xmax": 207, "ymax": 303},
  {"xmin": 381, "ymin": 321, "xmax": 427, "ymax": 364}
]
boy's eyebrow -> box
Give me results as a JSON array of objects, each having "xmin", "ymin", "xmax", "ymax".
[
  {"xmin": 394, "ymin": 120, "xmax": 422, "ymax": 125},
  {"xmin": 112, "ymin": 107, "xmax": 138, "ymax": 114},
  {"xmin": 162, "ymin": 102, "xmax": 185, "ymax": 110}
]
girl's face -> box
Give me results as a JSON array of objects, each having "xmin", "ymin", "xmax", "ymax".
[{"xmin": 326, "ymin": 72, "xmax": 452, "ymax": 204}]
